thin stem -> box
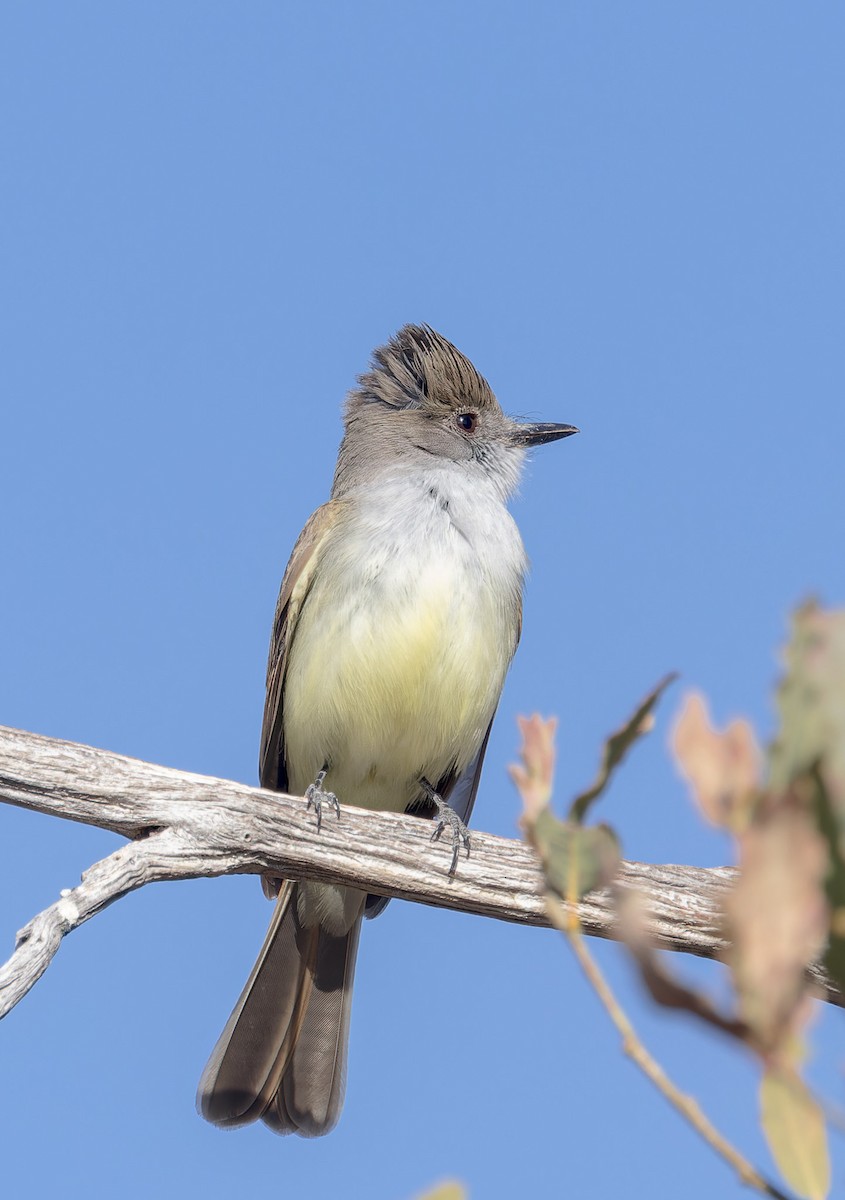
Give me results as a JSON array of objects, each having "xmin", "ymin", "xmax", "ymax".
[{"xmin": 546, "ymin": 896, "xmax": 795, "ymax": 1200}]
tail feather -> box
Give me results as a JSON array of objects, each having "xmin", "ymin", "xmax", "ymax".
[
  {"xmin": 197, "ymin": 882, "xmax": 362, "ymax": 1136},
  {"xmin": 262, "ymin": 915, "xmax": 362, "ymax": 1136}
]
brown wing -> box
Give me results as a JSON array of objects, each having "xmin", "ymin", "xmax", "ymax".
[{"xmin": 259, "ymin": 501, "xmax": 344, "ymax": 792}]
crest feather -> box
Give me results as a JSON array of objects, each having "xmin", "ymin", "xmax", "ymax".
[{"xmin": 352, "ymin": 324, "xmax": 498, "ymax": 415}]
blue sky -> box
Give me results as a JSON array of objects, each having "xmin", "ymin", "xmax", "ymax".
[{"xmin": 1, "ymin": 4, "xmax": 843, "ymax": 1198}]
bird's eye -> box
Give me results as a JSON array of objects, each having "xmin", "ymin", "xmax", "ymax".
[{"xmin": 456, "ymin": 412, "xmax": 478, "ymax": 433}]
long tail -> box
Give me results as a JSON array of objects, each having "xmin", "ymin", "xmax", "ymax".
[{"xmin": 197, "ymin": 881, "xmax": 363, "ymax": 1137}]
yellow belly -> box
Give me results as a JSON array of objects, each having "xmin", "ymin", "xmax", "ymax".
[{"xmin": 283, "ymin": 561, "xmax": 513, "ymax": 812}]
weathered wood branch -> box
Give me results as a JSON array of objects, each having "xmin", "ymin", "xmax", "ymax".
[{"xmin": 0, "ymin": 723, "xmax": 840, "ymax": 1017}]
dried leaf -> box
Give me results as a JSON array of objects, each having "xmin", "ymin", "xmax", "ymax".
[
  {"xmin": 414, "ymin": 1184, "xmax": 467, "ymax": 1200},
  {"xmin": 760, "ymin": 1065, "xmax": 830, "ymax": 1200},
  {"xmin": 512, "ymin": 715, "xmax": 620, "ymax": 900},
  {"xmin": 510, "ymin": 714, "xmax": 558, "ymax": 822},
  {"xmin": 569, "ymin": 674, "xmax": 676, "ymax": 823},
  {"xmin": 725, "ymin": 802, "xmax": 828, "ymax": 1050},
  {"xmin": 671, "ymin": 691, "xmax": 762, "ymax": 830},
  {"xmin": 617, "ymin": 889, "xmax": 749, "ymax": 1042}
]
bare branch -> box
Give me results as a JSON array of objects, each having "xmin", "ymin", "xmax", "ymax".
[
  {"xmin": 0, "ymin": 723, "xmax": 840, "ymax": 1016},
  {"xmin": 0, "ymin": 829, "xmax": 192, "ymax": 1016}
]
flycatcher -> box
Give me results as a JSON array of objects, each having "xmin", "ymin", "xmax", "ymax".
[{"xmin": 198, "ymin": 325, "xmax": 577, "ymax": 1136}]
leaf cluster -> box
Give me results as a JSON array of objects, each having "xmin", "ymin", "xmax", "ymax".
[{"xmin": 512, "ymin": 601, "xmax": 845, "ymax": 1200}]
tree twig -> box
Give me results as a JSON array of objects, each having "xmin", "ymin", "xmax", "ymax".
[
  {"xmin": 0, "ymin": 723, "xmax": 840, "ymax": 1018},
  {"xmin": 0, "ymin": 829, "xmax": 192, "ymax": 1016},
  {"xmin": 546, "ymin": 896, "xmax": 797, "ymax": 1200}
]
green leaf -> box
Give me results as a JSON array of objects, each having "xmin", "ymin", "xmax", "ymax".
[
  {"xmin": 768, "ymin": 603, "xmax": 845, "ymax": 992},
  {"xmin": 568, "ymin": 674, "xmax": 676, "ymax": 823},
  {"xmin": 532, "ymin": 809, "xmax": 620, "ymax": 900},
  {"xmin": 810, "ymin": 765, "xmax": 845, "ymax": 992},
  {"xmin": 769, "ymin": 601, "xmax": 845, "ymax": 807},
  {"xmin": 760, "ymin": 1067, "xmax": 830, "ymax": 1200}
]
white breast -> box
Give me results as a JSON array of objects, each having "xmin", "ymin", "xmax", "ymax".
[{"xmin": 283, "ymin": 468, "xmax": 526, "ymax": 813}]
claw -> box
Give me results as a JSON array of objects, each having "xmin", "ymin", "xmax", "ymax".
[
  {"xmin": 305, "ymin": 769, "xmax": 340, "ymax": 831},
  {"xmin": 423, "ymin": 781, "xmax": 471, "ymax": 876}
]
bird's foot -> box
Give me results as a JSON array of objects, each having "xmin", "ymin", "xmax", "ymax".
[
  {"xmin": 422, "ymin": 781, "xmax": 471, "ymax": 876},
  {"xmin": 305, "ymin": 768, "xmax": 340, "ymax": 831}
]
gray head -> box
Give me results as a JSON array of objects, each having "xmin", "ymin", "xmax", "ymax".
[{"xmin": 332, "ymin": 324, "xmax": 577, "ymax": 500}]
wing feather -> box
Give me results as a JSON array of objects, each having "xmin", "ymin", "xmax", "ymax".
[{"xmin": 259, "ymin": 501, "xmax": 344, "ymax": 791}]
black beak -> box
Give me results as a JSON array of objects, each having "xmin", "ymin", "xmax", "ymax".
[{"xmin": 510, "ymin": 422, "xmax": 579, "ymax": 447}]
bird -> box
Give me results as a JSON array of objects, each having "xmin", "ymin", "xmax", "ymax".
[{"xmin": 197, "ymin": 324, "xmax": 577, "ymax": 1136}]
